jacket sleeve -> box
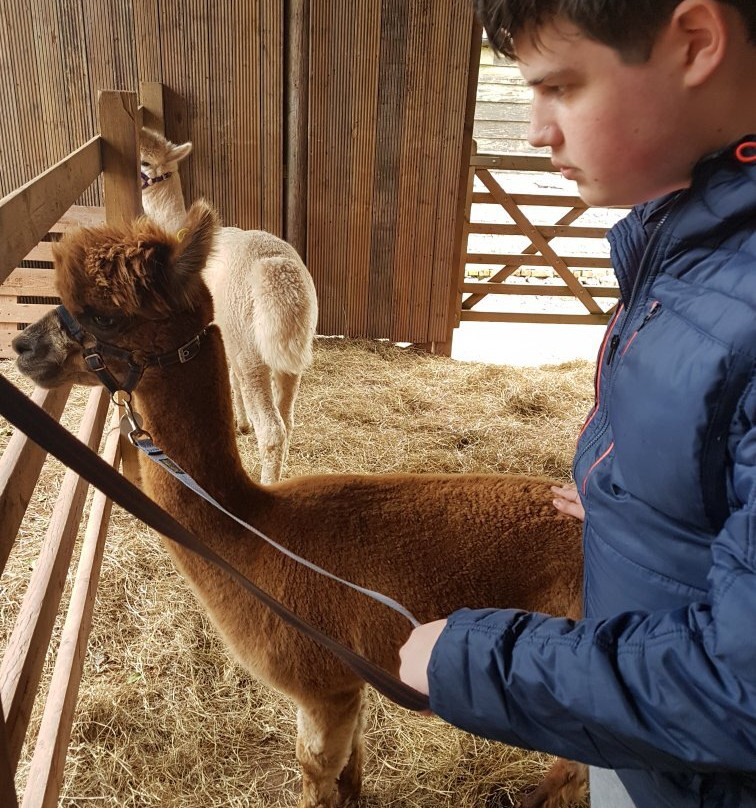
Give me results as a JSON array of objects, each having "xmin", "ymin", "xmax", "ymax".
[{"xmin": 427, "ymin": 410, "xmax": 756, "ymax": 772}]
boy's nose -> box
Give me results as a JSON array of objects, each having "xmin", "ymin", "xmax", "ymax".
[{"xmin": 528, "ymin": 121, "xmax": 560, "ymax": 149}]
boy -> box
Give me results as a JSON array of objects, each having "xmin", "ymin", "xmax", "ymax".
[{"xmin": 399, "ymin": 2, "xmax": 756, "ymax": 806}]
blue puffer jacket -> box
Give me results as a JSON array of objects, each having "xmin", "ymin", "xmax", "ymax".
[{"xmin": 428, "ymin": 136, "xmax": 756, "ymax": 808}]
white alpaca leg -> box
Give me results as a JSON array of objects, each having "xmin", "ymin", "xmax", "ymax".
[
  {"xmin": 273, "ymin": 370, "xmax": 302, "ymax": 447},
  {"xmin": 236, "ymin": 362, "xmax": 286, "ymax": 484},
  {"xmin": 229, "ymin": 363, "xmax": 251, "ymax": 434}
]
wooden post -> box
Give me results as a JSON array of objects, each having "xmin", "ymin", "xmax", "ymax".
[
  {"xmin": 284, "ymin": 0, "xmax": 309, "ymax": 259},
  {"xmin": 0, "ymin": 695, "xmax": 18, "ymax": 808},
  {"xmin": 139, "ymin": 81, "xmax": 165, "ymax": 135},
  {"xmin": 98, "ymin": 90, "xmax": 143, "ymax": 486},
  {"xmin": 445, "ymin": 17, "xmax": 483, "ymax": 354}
]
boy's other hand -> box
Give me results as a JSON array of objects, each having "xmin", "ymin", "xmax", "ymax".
[
  {"xmin": 551, "ymin": 483, "xmax": 585, "ymax": 522},
  {"xmin": 399, "ymin": 618, "xmax": 448, "ymax": 708}
]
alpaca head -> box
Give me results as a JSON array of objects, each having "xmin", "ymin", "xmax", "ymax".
[
  {"xmin": 140, "ymin": 127, "xmax": 192, "ymax": 186},
  {"xmin": 13, "ymin": 200, "xmax": 220, "ymax": 390}
]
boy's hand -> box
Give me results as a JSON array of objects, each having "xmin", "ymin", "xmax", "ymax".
[
  {"xmin": 551, "ymin": 483, "xmax": 585, "ymax": 522},
  {"xmin": 399, "ymin": 618, "xmax": 448, "ymax": 706}
]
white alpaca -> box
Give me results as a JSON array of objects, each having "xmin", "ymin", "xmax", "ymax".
[{"xmin": 139, "ymin": 128, "xmax": 318, "ymax": 484}]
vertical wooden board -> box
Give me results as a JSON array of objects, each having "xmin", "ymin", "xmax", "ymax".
[
  {"xmin": 233, "ymin": 1, "xmax": 261, "ymax": 229},
  {"xmin": 5, "ymin": 0, "xmax": 47, "ymax": 187},
  {"xmin": 405, "ymin": 0, "xmax": 450, "ymax": 342},
  {"xmin": 31, "ymin": 0, "xmax": 70, "ymax": 168},
  {"xmin": 134, "ymin": 0, "xmax": 162, "ymax": 81},
  {"xmin": 367, "ymin": 0, "xmax": 407, "ymax": 339},
  {"xmin": 184, "ymin": 0, "xmax": 212, "ymax": 209},
  {"xmin": 0, "ymin": 2, "xmax": 24, "ymax": 197},
  {"xmin": 58, "ymin": 0, "xmax": 100, "ymax": 206},
  {"xmin": 390, "ymin": 0, "xmax": 426, "ymax": 340},
  {"xmin": 208, "ymin": 0, "xmax": 236, "ymax": 226},
  {"xmin": 428, "ymin": 1, "xmax": 475, "ymax": 341},
  {"xmin": 260, "ymin": 0, "xmax": 283, "ymax": 235},
  {"xmin": 345, "ymin": 0, "xmax": 380, "ymax": 336},
  {"xmin": 82, "ymin": 0, "xmax": 116, "ymax": 95},
  {"xmin": 307, "ymin": 0, "xmax": 334, "ymax": 331},
  {"xmin": 112, "ymin": 0, "xmax": 138, "ymax": 92}
]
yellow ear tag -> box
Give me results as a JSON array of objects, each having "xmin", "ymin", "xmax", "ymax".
[{"xmin": 176, "ymin": 227, "xmax": 189, "ymax": 242}]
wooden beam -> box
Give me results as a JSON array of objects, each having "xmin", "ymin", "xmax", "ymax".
[
  {"xmin": 20, "ymin": 409, "xmax": 121, "ymax": 808},
  {"xmin": 0, "ymin": 137, "xmax": 101, "ymax": 287},
  {"xmin": 285, "ymin": 0, "xmax": 309, "ymax": 256},
  {"xmin": 0, "ymin": 694, "xmax": 18, "ymax": 808},
  {"xmin": 461, "ymin": 282, "xmax": 620, "ymax": 297},
  {"xmin": 471, "ymin": 153, "xmax": 556, "ymax": 172},
  {"xmin": 98, "ymin": 90, "xmax": 142, "ymax": 227},
  {"xmin": 460, "ymin": 309, "xmax": 611, "ymax": 325},
  {"xmin": 476, "ymin": 168, "xmax": 603, "ymax": 314},
  {"xmin": 139, "ymin": 81, "xmax": 165, "ymax": 135}
]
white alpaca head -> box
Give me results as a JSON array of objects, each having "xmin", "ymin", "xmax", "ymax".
[{"xmin": 139, "ymin": 127, "xmax": 193, "ymax": 187}]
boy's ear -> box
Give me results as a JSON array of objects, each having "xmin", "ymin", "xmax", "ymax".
[{"xmin": 670, "ymin": 0, "xmax": 728, "ymax": 88}]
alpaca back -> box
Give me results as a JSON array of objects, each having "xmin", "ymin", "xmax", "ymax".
[{"xmin": 205, "ymin": 228, "xmax": 318, "ymax": 375}]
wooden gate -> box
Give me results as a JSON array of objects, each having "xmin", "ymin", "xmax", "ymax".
[
  {"xmin": 0, "ymin": 90, "xmax": 143, "ymax": 808},
  {"xmin": 455, "ymin": 147, "xmax": 624, "ymax": 327}
]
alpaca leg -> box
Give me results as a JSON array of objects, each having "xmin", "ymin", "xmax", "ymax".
[
  {"xmin": 229, "ymin": 363, "xmax": 251, "ymax": 434},
  {"xmin": 518, "ymin": 759, "xmax": 588, "ymax": 808},
  {"xmin": 335, "ymin": 693, "xmax": 367, "ymax": 806},
  {"xmin": 235, "ymin": 362, "xmax": 286, "ymax": 484},
  {"xmin": 273, "ymin": 371, "xmax": 302, "ymax": 465},
  {"xmin": 296, "ymin": 691, "xmax": 364, "ymax": 808}
]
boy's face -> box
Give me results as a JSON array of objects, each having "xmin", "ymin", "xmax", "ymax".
[{"xmin": 516, "ymin": 20, "xmax": 696, "ymax": 207}]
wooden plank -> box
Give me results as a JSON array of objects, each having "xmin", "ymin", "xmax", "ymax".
[
  {"xmin": 468, "ymin": 222, "xmax": 609, "ymax": 238},
  {"xmin": 21, "ymin": 408, "xmax": 121, "ymax": 808},
  {"xmin": 0, "ymin": 693, "xmax": 18, "ymax": 808},
  {"xmin": 139, "ymin": 81, "xmax": 165, "ymax": 134},
  {"xmin": 98, "ymin": 90, "xmax": 142, "ymax": 226},
  {"xmin": 473, "ymin": 191, "xmax": 587, "ymax": 207},
  {"xmin": 0, "ymin": 386, "xmax": 110, "ymax": 768},
  {"xmin": 0, "ymin": 136, "xmax": 101, "ymax": 287},
  {"xmin": 0, "ymin": 383, "xmax": 72, "ymax": 577},
  {"xmin": 461, "ymin": 282, "xmax": 619, "ymax": 297},
  {"xmin": 471, "ymin": 153, "xmax": 555, "ymax": 171},
  {"xmin": 284, "ymin": 0, "xmax": 309, "ymax": 256},
  {"xmin": 0, "ymin": 303, "xmax": 61, "ymax": 322},
  {"xmin": 0, "ymin": 1, "xmax": 24, "ymax": 199},
  {"xmin": 50, "ymin": 205, "xmax": 105, "ymax": 233},
  {"xmin": 0, "ymin": 268, "xmax": 57, "ymax": 298},
  {"xmin": 463, "ymin": 206, "xmax": 585, "ymax": 309},
  {"xmin": 466, "ymin": 254, "xmax": 612, "ymax": 268},
  {"xmin": 460, "ymin": 310, "xmax": 611, "ymax": 325}
]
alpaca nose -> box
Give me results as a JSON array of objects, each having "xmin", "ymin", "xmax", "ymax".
[{"xmin": 11, "ymin": 330, "xmax": 33, "ymax": 356}]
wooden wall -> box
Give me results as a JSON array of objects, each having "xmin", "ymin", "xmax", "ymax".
[
  {"xmin": 1, "ymin": 0, "xmax": 478, "ymax": 346},
  {"xmin": 308, "ymin": 0, "xmax": 477, "ymax": 344},
  {"xmin": 0, "ymin": 0, "xmax": 284, "ymax": 234}
]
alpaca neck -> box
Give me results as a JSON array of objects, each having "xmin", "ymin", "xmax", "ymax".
[
  {"xmin": 142, "ymin": 175, "xmax": 188, "ymax": 232},
  {"xmin": 132, "ymin": 327, "xmax": 263, "ymax": 537}
]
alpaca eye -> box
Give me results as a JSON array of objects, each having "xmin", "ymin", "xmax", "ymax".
[
  {"xmin": 92, "ymin": 314, "xmax": 117, "ymax": 329},
  {"xmin": 141, "ymin": 161, "xmax": 151, "ymax": 168}
]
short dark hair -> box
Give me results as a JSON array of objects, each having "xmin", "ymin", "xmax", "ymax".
[{"xmin": 473, "ymin": 0, "xmax": 756, "ymax": 62}]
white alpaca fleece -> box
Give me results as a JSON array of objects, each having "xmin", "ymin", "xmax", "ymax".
[{"xmin": 140, "ymin": 128, "xmax": 318, "ymax": 484}]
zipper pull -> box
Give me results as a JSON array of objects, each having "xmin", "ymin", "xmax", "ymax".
[
  {"xmin": 638, "ymin": 300, "xmax": 661, "ymax": 330},
  {"xmin": 606, "ymin": 335, "xmax": 620, "ymax": 366}
]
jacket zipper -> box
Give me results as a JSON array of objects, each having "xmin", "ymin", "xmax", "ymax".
[{"xmin": 574, "ymin": 198, "xmax": 682, "ymax": 477}]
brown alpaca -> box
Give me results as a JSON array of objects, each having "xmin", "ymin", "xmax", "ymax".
[{"xmin": 12, "ymin": 201, "xmax": 587, "ymax": 808}]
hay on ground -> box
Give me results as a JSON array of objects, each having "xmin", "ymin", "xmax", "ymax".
[{"xmin": 0, "ymin": 337, "xmax": 594, "ymax": 808}]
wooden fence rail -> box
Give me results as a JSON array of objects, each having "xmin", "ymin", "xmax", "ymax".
[
  {"xmin": 0, "ymin": 89, "xmax": 141, "ymax": 808},
  {"xmin": 457, "ymin": 146, "xmax": 625, "ymax": 327}
]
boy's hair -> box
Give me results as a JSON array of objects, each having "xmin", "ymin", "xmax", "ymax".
[{"xmin": 474, "ymin": 0, "xmax": 756, "ymax": 62}]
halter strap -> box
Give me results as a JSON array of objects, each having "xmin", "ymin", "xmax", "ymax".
[
  {"xmin": 141, "ymin": 170, "xmax": 173, "ymax": 190},
  {"xmin": 56, "ymin": 305, "xmax": 207, "ymax": 395}
]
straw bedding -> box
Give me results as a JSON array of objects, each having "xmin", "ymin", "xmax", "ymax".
[{"xmin": 0, "ymin": 337, "xmax": 594, "ymax": 807}]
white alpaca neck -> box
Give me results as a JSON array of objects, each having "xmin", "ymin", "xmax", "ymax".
[{"xmin": 142, "ymin": 175, "xmax": 188, "ymax": 232}]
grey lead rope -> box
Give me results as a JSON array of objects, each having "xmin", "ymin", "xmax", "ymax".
[{"xmin": 131, "ymin": 434, "xmax": 421, "ymax": 628}]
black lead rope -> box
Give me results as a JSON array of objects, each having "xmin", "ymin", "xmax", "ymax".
[{"xmin": 0, "ymin": 374, "xmax": 430, "ymax": 712}]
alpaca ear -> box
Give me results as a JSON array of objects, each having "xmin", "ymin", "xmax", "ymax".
[
  {"xmin": 173, "ymin": 199, "xmax": 219, "ymax": 281},
  {"xmin": 168, "ymin": 142, "xmax": 193, "ymax": 163}
]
